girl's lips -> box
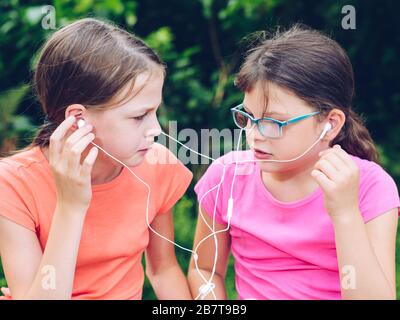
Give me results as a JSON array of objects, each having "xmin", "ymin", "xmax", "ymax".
[
  {"xmin": 253, "ymin": 148, "xmax": 273, "ymax": 159},
  {"xmin": 137, "ymin": 146, "xmax": 153, "ymax": 154},
  {"xmin": 138, "ymin": 144, "xmax": 154, "ymax": 152}
]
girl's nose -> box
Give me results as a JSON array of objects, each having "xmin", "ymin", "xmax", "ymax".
[
  {"xmin": 145, "ymin": 115, "xmax": 162, "ymax": 138},
  {"xmin": 249, "ymin": 123, "xmax": 265, "ymax": 141}
]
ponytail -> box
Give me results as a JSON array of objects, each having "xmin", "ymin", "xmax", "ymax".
[
  {"xmin": 1, "ymin": 116, "xmax": 57, "ymax": 157},
  {"xmin": 30, "ymin": 117, "xmax": 58, "ymax": 149},
  {"xmin": 332, "ymin": 109, "xmax": 379, "ymax": 163}
]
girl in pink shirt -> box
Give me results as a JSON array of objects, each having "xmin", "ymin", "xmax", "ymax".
[{"xmin": 188, "ymin": 25, "xmax": 400, "ymax": 300}]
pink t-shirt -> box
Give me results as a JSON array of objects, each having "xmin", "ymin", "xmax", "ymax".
[{"xmin": 194, "ymin": 150, "xmax": 400, "ymax": 300}]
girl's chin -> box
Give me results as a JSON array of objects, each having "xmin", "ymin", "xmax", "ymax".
[
  {"xmin": 118, "ymin": 154, "xmax": 145, "ymax": 167},
  {"xmin": 256, "ymin": 160, "xmax": 299, "ymax": 173},
  {"xmin": 257, "ymin": 162, "xmax": 283, "ymax": 173},
  {"xmin": 259, "ymin": 158, "xmax": 320, "ymax": 177},
  {"xmin": 115, "ymin": 147, "xmax": 152, "ymax": 165}
]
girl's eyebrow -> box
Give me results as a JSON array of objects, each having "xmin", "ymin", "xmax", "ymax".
[
  {"xmin": 264, "ymin": 111, "xmax": 288, "ymax": 117},
  {"xmin": 243, "ymin": 105, "xmax": 254, "ymax": 114},
  {"xmin": 140, "ymin": 106, "xmax": 156, "ymax": 112},
  {"xmin": 131, "ymin": 99, "xmax": 163, "ymax": 113},
  {"xmin": 143, "ymin": 98, "xmax": 164, "ymax": 111},
  {"xmin": 243, "ymin": 105, "xmax": 287, "ymax": 117}
]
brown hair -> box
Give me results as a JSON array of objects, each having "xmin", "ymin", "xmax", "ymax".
[
  {"xmin": 11, "ymin": 17, "xmax": 165, "ymax": 154},
  {"xmin": 235, "ymin": 24, "xmax": 379, "ymax": 163}
]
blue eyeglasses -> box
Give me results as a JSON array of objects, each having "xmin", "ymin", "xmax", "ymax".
[{"xmin": 231, "ymin": 103, "xmax": 320, "ymax": 139}]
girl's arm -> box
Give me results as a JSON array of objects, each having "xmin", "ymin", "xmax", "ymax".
[
  {"xmin": 187, "ymin": 206, "xmax": 231, "ymax": 300},
  {"xmin": 332, "ymin": 208, "xmax": 398, "ymax": 300},
  {"xmin": 0, "ymin": 116, "xmax": 98, "ymax": 299},
  {"xmin": 312, "ymin": 145, "xmax": 398, "ymax": 299},
  {"xmin": 0, "ymin": 205, "xmax": 88, "ymax": 299},
  {"xmin": 145, "ymin": 207, "xmax": 192, "ymax": 299}
]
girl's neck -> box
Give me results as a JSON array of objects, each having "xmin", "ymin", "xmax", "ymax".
[
  {"xmin": 261, "ymin": 160, "xmax": 320, "ymax": 203},
  {"xmin": 89, "ymin": 149, "xmax": 124, "ymax": 185}
]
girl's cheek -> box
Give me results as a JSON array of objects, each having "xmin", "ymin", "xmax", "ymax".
[
  {"xmin": 245, "ymin": 134, "xmax": 254, "ymax": 148},
  {"xmin": 245, "ymin": 129, "xmax": 257, "ymax": 144}
]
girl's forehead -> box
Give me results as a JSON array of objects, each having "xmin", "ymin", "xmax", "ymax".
[
  {"xmin": 244, "ymin": 83, "xmax": 313, "ymax": 116},
  {"xmin": 104, "ymin": 71, "xmax": 164, "ymax": 113}
]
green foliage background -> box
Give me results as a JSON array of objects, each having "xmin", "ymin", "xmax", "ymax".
[{"xmin": 0, "ymin": 0, "xmax": 399, "ymax": 299}]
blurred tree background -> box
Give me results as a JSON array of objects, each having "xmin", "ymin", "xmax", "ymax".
[{"xmin": 0, "ymin": 0, "xmax": 399, "ymax": 299}]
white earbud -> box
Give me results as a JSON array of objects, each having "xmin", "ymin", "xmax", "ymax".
[
  {"xmin": 319, "ymin": 122, "xmax": 332, "ymax": 139},
  {"xmin": 77, "ymin": 119, "xmax": 86, "ymax": 129}
]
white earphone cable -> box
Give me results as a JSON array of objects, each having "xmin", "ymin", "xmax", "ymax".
[{"xmin": 81, "ymin": 119, "xmax": 330, "ymax": 300}]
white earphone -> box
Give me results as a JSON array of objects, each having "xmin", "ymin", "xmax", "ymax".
[
  {"xmin": 320, "ymin": 122, "xmax": 332, "ymax": 139},
  {"xmin": 77, "ymin": 118, "xmax": 86, "ymax": 129}
]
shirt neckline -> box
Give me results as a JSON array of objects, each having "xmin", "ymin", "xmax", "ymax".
[{"xmin": 255, "ymin": 162, "xmax": 323, "ymax": 209}]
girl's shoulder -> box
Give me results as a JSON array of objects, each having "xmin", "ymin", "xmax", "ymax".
[
  {"xmin": 137, "ymin": 142, "xmax": 193, "ymax": 185},
  {"xmin": 351, "ymin": 154, "xmax": 400, "ymax": 220},
  {"xmin": 0, "ymin": 147, "xmax": 46, "ymax": 232},
  {"xmin": 0, "ymin": 146, "xmax": 45, "ymax": 170},
  {"xmin": 139, "ymin": 143, "xmax": 193, "ymax": 215},
  {"xmin": 0, "ymin": 146, "xmax": 48, "ymax": 183},
  {"xmin": 0, "ymin": 147, "xmax": 51, "ymax": 207},
  {"xmin": 143, "ymin": 142, "xmax": 186, "ymax": 166},
  {"xmin": 350, "ymin": 154, "xmax": 397, "ymax": 186}
]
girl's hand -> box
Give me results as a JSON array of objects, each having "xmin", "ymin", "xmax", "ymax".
[
  {"xmin": 0, "ymin": 287, "xmax": 12, "ymax": 300},
  {"xmin": 49, "ymin": 116, "xmax": 98, "ymax": 212},
  {"xmin": 311, "ymin": 145, "xmax": 360, "ymax": 219}
]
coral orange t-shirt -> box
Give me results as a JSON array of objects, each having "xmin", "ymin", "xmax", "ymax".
[{"xmin": 0, "ymin": 143, "xmax": 193, "ymax": 299}]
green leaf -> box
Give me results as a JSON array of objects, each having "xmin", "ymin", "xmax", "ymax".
[{"xmin": 0, "ymin": 84, "xmax": 30, "ymax": 121}]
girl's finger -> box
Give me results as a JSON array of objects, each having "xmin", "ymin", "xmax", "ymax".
[
  {"xmin": 67, "ymin": 133, "xmax": 96, "ymax": 172},
  {"xmin": 315, "ymin": 158, "xmax": 338, "ymax": 181},
  {"xmin": 1, "ymin": 287, "xmax": 11, "ymax": 298},
  {"xmin": 319, "ymin": 146, "xmax": 335, "ymax": 157},
  {"xmin": 49, "ymin": 116, "xmax": 76, "ymax": 162},
  {"xmin": 311, "ymin": 169, "xmax": 334, "ymax": 190},
  {"xmin": 320, "ymin": 150, "xmax": 349, "ymax": 173},
  {"xmin": 1, "ymin": 287, "xmax": 10, "ymax": 295},
  {"xmin": 63, "ymin": 124, "xmax": 93, "ymax": 153},
  {"xmin": 333, "ymin": 145, "xmax": 357, "ymax": 169},
  {"xmin": 80, "ymin": 147, "xmax": 99, "ymax": 177}
]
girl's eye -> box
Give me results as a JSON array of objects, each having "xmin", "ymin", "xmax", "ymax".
[
  {"xmin": 243, "ymin": 109, "xmax": 254, "ymax": 118},
  {"xmin": 245, "ymin": 111, "xmax": 254, "ymax": 118},
  {"xmin": 132, "ymin": 113, "xmax": 147, "ymax": 121}
]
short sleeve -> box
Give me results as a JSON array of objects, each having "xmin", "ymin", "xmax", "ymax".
[
  {"xmin": 155, "ymin": 145, "xmax": 193, "ymax": 215},
  {"xmin": 359, "ymin": 162, "xmax": 400, "ymax": 223},
  {"xmin": 0, "ymin": 162, "xmax": 37, "ymax": 232},
  {"xmin": 194, "ymin": 159, "xmax": 227, "ymax": 226}
]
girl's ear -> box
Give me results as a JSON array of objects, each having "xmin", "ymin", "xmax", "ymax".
[
  {"xmin": 323, "ymin": 108, "xmax": 346, "ymax": 141},
  {"xmin": 65, "ymin": 104, "xmax": 86, "ymax": 120}
]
